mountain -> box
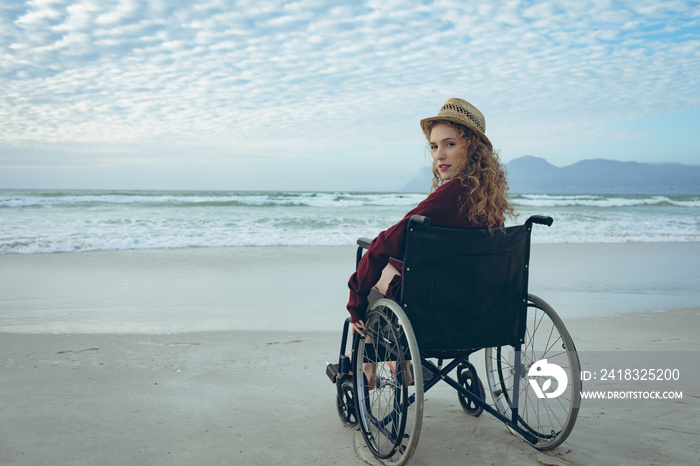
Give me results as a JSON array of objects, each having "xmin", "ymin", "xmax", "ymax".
[
  {"xmin": 401, "ymin": 166, "xmax": 433, "ymax": 193},
  {"xmin": 400, "ymin": 156, "xmax": 700, "ymax": 194},
  {"xmin": 506, "ymin": 156, "xmax": 700, "ymax": 194}
]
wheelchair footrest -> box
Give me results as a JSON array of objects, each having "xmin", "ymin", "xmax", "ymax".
[{"xmin": 326, "ymin": 363, "xmax": 339, "ymax": 384}]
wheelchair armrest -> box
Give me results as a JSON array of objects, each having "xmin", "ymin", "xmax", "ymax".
[
  {"xmin": 356, "ymin": 237, "xmax": 372, "ymax": 249},
  {"xmin": 409, "ymin": 215, "xmax": 432, "ymax": 226},
  {"xmin": 526, "ymin": 215, "xmax": 554, "ymax": 227}
]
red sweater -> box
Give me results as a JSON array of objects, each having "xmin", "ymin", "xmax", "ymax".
[{"xmin": 347, "ymin": 179, "xmax": 483, "ymax": 323}]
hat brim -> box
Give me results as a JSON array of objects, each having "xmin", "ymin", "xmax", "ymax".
[{"xmin": 420, "ymin": 116, "xmax": 492, "ymax": 150}]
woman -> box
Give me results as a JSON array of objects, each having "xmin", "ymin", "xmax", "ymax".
[{"xmin": 347, "ymin": 98, "xmax": 516, "ymax": 333}]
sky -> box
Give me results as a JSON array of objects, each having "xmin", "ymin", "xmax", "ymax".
[{"xmin": 1, "ymin": 0, "xmax": 699, "ymax": 191}]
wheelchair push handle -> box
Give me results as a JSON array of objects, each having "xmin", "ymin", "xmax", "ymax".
[
  {"xmin": 409, "ymin": 215, "xmax": 432, "ymax": 226},
  {"xmin": 356, "ymin": 237, "xmax": 371, "ymax": 268},
  {"xmin": 356, "ymin": 237, "xmax": 372, "ymax": 249},
  {"xmin": 526, "ymin": 215, "xmax": 553, "ymax": 227}
]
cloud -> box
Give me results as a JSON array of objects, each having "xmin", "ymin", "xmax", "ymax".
[{"xmin": 1, "ymin": 0, "xmax": 699, "ymax": 188}]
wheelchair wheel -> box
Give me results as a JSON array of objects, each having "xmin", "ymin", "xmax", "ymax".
[
  {"xmin": 337, "ymin": 377, "xmax": 359, "ymax": 429},
  {"xmin": 352, "ymin": 299, "xmax": 423, "ymax": 465},
  {"xmin": 485, "ymin": 294, "xmax": 581, "ymax": 451},
  {"xmin": 457, "ymin": 364, "xmax": 485, "ymax": 417}
]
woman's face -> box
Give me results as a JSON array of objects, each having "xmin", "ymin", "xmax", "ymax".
[{"xmin": 429, "ymin": 123, "xmax": 468, "ymax": 181}]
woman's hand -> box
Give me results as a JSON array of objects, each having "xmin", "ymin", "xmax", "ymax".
[{"xmin": 351, "ymin": 320, "xmax": 365, "ymax": 334}]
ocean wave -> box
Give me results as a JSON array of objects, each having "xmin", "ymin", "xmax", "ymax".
[
  {"xmin": 2, "ymin": 210, "xmax": 698, "ymax": 254},
  {"xmin": 0, "ymin": 191, "xmax": 427, "ymax": 209},
  {"xmin": 2, "ymin": 190, "xmax": 698, "ymax": 254},
  {"xmin": 2, "ymin": 226, "xmax": 697, "ymax": 254},
  {"xmin": 4, "ymin": 191, "xmax": 698, "ymax": 210},
  {"xmin": 511, "ymin": 194, "xmax": 700, "ymax": 208},
  {"xmin": 0, "ymin": 230, "xmax": 362, "ymax": 254}
]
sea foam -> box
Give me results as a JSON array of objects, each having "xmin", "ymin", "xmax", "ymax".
[{"xmin": 1, "ymin": 190, "xmax": 698, "ymax": 254}]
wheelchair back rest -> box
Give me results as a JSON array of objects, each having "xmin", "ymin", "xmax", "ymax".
[{"xmin": 401, "ymin": 216, "xmax": 531, "ymax": 352}]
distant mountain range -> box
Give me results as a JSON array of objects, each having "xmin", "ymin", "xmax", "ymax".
[{"xmin": 401, "ymin": 156, "xmax": 700, "ymax": 194}]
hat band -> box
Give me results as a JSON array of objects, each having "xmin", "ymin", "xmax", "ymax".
[{"xmin": 440, "ymin": 102, "xmax": 485, "ymax": 133}]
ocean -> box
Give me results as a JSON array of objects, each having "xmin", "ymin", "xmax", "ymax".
[{"xmin": 1, "ymin": 190, "xmax": 698, "ymax": 254}]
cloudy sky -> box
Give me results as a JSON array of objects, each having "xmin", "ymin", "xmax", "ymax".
[{"xmin": 1, "ymin": 0, "xmax": 699, "ymax": 191}]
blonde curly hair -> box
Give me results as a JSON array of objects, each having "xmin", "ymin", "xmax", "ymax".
[{"xmin": 425, "ymin": 120, "xmax": 516, "ymax": 228}]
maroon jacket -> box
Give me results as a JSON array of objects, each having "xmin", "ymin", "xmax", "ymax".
[{"xmin": 347, "ymin": 179, "xmax": 484, "ymax": 323}]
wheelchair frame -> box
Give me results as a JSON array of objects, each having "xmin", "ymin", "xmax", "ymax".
[{"xmin": 326, "ymin": 215, "xmax": 581, "ymax": 465}]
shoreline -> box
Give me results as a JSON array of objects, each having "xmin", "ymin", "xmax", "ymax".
[
  {"xmin": 2, "ymin": 239, "xmax": 699, "ymax": 254},
  {"xmin": 1, "ymin": 242, "xmax": 699, "ymax": 334}
]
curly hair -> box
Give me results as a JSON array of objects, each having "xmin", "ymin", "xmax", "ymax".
[{"xmin": 424, "ymin": 120, "xmax": 516, "ymax": 228}]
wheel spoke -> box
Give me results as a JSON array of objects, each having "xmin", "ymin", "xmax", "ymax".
[
  {"xmin": 353, "ymin": 300, "xmax": 424, "ymax": 463},
  {"xmin": 485, "ymin": 294, "xmax": 580, "ymax": 450}
]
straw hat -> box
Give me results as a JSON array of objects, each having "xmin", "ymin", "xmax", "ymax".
[{"xmin": 420, "ymin": 98, "xmax": 491, "ymax": 149}]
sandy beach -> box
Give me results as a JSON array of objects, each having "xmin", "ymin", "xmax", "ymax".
[{"xmin": 1, "ymin": 243, "xmax": 699, "ymax": 465}]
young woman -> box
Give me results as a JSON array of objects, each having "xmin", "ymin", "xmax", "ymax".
[{"xmin": 347, "ymin": 98, "xmax": 516, "ymax": 333}]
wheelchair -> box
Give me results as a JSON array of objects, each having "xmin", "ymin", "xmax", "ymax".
[{"xmin": 326, "ymin": 215, "xmax": 581, "ymax": 465}]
